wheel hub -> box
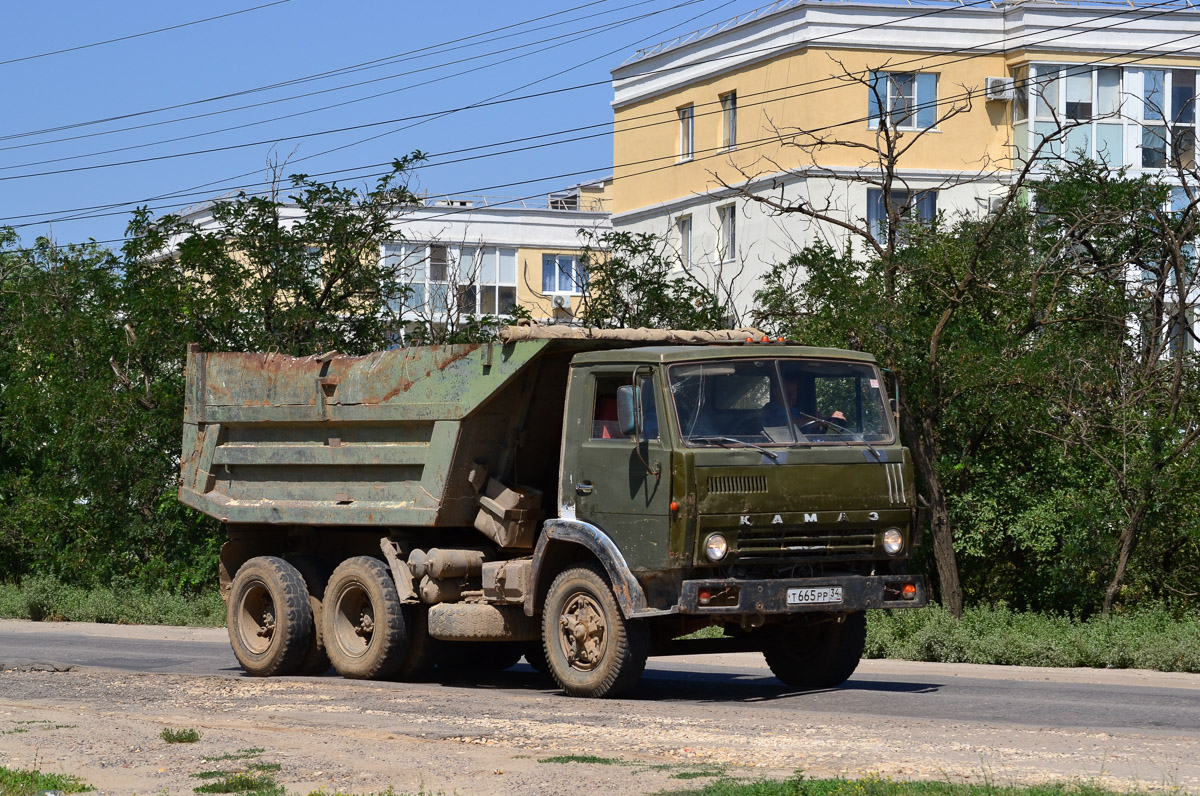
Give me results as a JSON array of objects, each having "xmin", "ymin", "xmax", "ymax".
[{"xmin": 559, "ymin": 593, "xmax": 606, "ymax": 670}]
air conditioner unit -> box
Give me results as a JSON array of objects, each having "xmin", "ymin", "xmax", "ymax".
[
  {"xmin": 552, "ymin": 294, "xmax": 569, "ymax": 309},
  {"xmin": 985, "ymin": 77, "xmax": 1014, "ymax": 102}
]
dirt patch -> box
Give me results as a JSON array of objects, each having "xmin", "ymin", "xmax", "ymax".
[{"xmin": 1, "ymin": 664, "xmax": 1198, "ymax": 795}]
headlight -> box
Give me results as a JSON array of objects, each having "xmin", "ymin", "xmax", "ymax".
[
  {"xmin": 704, "ymin": 533, "xmax": 729, "ymax": 562},
  {"xmin": 882, "ymin": 528, "xmax": 904, "ymax": 555}
]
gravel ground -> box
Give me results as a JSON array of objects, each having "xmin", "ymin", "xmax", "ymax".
[{"xmin": 2, "ymin": 655, "xmax": 1199, "ymax": 796}]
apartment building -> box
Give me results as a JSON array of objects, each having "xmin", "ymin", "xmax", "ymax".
[
  {"xmin": 179, "ymin": 179, "xmax": 611, "ymax": 327},
  {"xmin": 608, "ymin": 0, "xmax": 1200, "ymax": 306},
  {"xmin": 381, "ymin": 182, "xmax": 611, "ymax": 325}
]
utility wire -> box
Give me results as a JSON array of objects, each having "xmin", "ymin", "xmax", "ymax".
[
  {"xmin": 0, "ymin": 2, "xmax": 704, "ymax": 171},
  {"xmin": 0, "ymin": 0, "xmax": 1182, "ymax": 186},
  {"xmin": 0, "ymin": 1, "xmax": 294, "ymax": 68},
  {"xmin": 0, "ymin": 0, "xmax": 647, "ymax": 144},
  {"xmin": 12, "ymin": 24, "xmax": 1200, "ymax": 239},
  {"xmin": 5, "ymin": 0, "xmax": 1193, "ymax": 231},
  {"xmin": 49, "ymin": 0, "xmax": 736, "ymax": 230}
]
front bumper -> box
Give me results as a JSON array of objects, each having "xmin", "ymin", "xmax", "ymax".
[{"xmin": 678, "ymin": 574, "xmax": 926, "ymax": 615}]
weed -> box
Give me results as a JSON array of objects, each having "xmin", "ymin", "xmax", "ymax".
[
  {"xmin": 538, "ymin": 754, "xmax": 628, "ymax": 765},
  {"xmin": 161, "ymin": 727, "xmax": 202, "ymax": 743},
  {"xmin": 652, "ymin": 772, "xmax": 1164, "ymax": 796},
  {"xmin": 672, "ymin": 770, "xmax": 724, "ymax": 780},
  {"xmin": 202, "ymin": 748, "xmax": 265, "ymax": 762},
  {"xmin": 0, "ymin": 764, "xmax": 94, "ymax": 794},
  {"xmin": 0, "ymin": 577, "xmax": 224, "ymax": 627},
  {"xmin": 192, "ymin": 770, "xmax": 284, "ymax": 795},
  {"xmin": 864, "ymin": 604, "xmax": 1200, "ymax": 673}
]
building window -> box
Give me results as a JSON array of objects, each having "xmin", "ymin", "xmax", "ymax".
[
  {"xmin": 542, "ymin": 254, "xmax": 586, "ymax": 295},
  {"xmin": 678, "ymin": 104, "xmax": 694, "ymax": 161},
  {"xmin": 866, "ymin": 189, "xmax": 937, "ymax": 239},
  {"xmin": 1021, "ymin": 64, "xmax": 1200, "ymax": 170},
  {"xmin": 383, "ymin": 243, "xmax": 517, "ymax": 319},
  {"xmin": 720, "ymin": 91, "xmax": 737, "ymax": 149},
  {"xmin": 677, "ymin": 215, "xmax": 692, "ymax": 269},
  {"xmin": 717, "ymin": 205, "xmax": 736, "ymax": 263},
  {"xmin": 868, "ymin": 72, "xmax": 938, "ymax": 130}
]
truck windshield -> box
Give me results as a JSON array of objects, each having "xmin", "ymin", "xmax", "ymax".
[{"xmin": 667, "ymin": 358, "xmax": 894, "ymax": 447}]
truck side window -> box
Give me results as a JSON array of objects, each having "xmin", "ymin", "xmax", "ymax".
[{"xmin": 592, "ymin": 375, "xmax": 658, "ymax": 440}]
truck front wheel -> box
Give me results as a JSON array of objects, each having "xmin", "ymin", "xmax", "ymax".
[
  {"xmin": 227, "ymin": 556, "xmax": 313, "ymax": 677},
  {"xmin": 762, "ymin": 611, "xmax": 866, "ymax": 689},
  {"xmin": 542, "ymin": 564, "xmax": 648, "ymax": 698},
  {"xmin": 322, "ymin": 556, "xmax": 408, "ymax": 680}
]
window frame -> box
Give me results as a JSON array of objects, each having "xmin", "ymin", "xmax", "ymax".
[
  {"xmin": 676, "ymin": 214, "xmax": 692, "ymax": 269},
  {"xmin": 868, "ymin": 71, "xmax": 938, "ymax": 131},
  {"xmin": 678, "ymin": 104, "xmax": 695, "ymax": 162},
  {"xmin": 542, "ymin": 253, "xmax": 586, "ymax": 296},
  {"xmin": 717, "ymin": 204, "xmax": 737, "ymax": 263},
  {"xmin": 720, "ymin": 90, "xmax": 737, "ymax": 150},
  {"xmin": 382, "ymin": 242, "xmax": 518, "ymax": 320}
]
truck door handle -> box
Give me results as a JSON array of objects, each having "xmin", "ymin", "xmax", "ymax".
[{"xmin": 575, "ymin": 482, "xmax": 594, "ymax": 496}]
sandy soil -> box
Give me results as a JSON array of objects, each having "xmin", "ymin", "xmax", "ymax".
[{"xmin": 1, "ymin": 626, "xmax": 1199, "ymax": 795}]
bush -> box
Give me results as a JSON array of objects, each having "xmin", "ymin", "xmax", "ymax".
[
  {"xmin": 0, "ymin": 577, "xmax": 224, "ymax": 626},
  {"xmin": 866, "ymin": 604, "xmax": 1200, "ymax": 673}
]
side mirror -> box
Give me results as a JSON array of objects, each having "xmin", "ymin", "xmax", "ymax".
[{"xmin": 616, "ymin": 385, "xmax": 640, "ymax": 438}]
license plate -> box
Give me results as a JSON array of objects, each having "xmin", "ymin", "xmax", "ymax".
[{"xmin": 786, "ymin": 586, "xmax": 843, "ymax": 605}]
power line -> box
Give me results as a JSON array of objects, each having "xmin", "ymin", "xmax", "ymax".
[
  {"xmin": 44, "ymin": 0, "xmax": 736, "ymax": 230},
  {"xmin": 5, "ymin": 0, "xmax": 1193, "ymax": 232},
  {"xmin": 0, "ymin": 2, "xmax": 703, "ymax": 172},
  {"xmin": 13, "ymin": 23, "xmax": 1200, "ymax": 240},
  {"xmin": 0, "ymin": 0, "xmax": 650, "ymax": 145},
  {"xmin": 0, "ymin": 1, "xmax": 294, "ymax": 68},
  {"xmin": 0, "ymin": 0, "xmax": 1180, "ymax": 186}
]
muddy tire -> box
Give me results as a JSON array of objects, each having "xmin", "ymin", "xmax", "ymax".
[
  {"xmin": 394, "ymin": 605, "xmax": 440, "ymax": 681},
  {"xmin": 521, "ymin": 641, "xmax": 550, "ymax": 675},
  {"xmin": 762, "ymin": 611, "xmax": 866, "ymax": 689},
  {"xmin": 227, "ymin": 556, "xmax": 313, "ymax": 677},
  {"xmin": 287, "ymin": 556, "xmax": 332, "ymax": 676},
  {"xmin": 542, "ymin": 564, "xmax": 648, "ymax": 698},
  {"xmin": 322, "ymin": 556, "xmax": 407, "ymax": 680}
]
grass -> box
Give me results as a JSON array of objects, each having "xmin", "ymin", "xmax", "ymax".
[
  {"xmin": 653, "ymin": 773, "xmax": 1172, "ymax": 796},
  {"xmin": 0, "ymin": 576, "xmax": 223, "ymax": 626},
  {"xmin": 192, "ymin": 771, "xmax": 284, "ymax": 795},
  {"xmin": 539, "ymin": 754, "xmax": 628, "ymax": 765},
  {"xmin": 162, "ymin": 727, "xmax": 203, "ymax": 743},
  {"xmin": 202, "ymin": 748, "xmax": 266, "ymax": 763},
  {"xmin": 0, "ymin": 764, "xmax": 93, "ymax": 795},
  {"xmin": 2, "ymin": 576, "xmax": 1198, "ymax": 674},
  {"xmin": 865, "ymin": 603, "xmax": 1200, "ymax": 673}
]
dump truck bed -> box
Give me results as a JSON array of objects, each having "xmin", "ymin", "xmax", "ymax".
[{"xmin": 179, "ymin": 328, "xmax": 761, "ymax": 528}]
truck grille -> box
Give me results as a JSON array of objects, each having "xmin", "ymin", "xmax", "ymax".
[
  {"xmin": 707, "ymin": 475, "xmax": 768, "ymax": 494},
  {"xmin": 738, "ymin": 527, "xmax": 876, "ymax": 558}
]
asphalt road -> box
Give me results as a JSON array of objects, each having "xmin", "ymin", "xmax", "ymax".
[{"xmin": 3, "ymin": 618, "xmax": 1198, "ymax": 736}]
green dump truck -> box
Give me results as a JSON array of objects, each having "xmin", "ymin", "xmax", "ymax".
[{"xmin": 180, "ymin": 325, "xmax": 925, "ymax": 698}]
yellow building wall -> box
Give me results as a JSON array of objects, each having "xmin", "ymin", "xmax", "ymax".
[
  {"xmin": 613, "ymin": 46, "xmax": 1013, "ymax": 214},
  {"xmin": 516, "ymin": 245, "xmax": 588, "ymax": 318}
]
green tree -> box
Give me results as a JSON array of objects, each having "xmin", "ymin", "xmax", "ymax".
[{"xmin": 575, "ymin": 230, "xmax": 729, "ymax": 330}]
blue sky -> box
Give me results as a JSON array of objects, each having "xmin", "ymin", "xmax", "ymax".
[{"xmin": 0, "ymin": 0, "xmax": 747, "ymax": 249}]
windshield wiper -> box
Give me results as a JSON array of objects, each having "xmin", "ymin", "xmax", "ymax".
[
  {"xmin": 688, "ymin": 435, "xmax": 779, "ymax": 461},
  {"xmin": 792, "ymin": 411, "xmax": 883, "ymax": 461}
]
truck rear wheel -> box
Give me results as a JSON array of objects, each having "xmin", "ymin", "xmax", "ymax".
[
  {"xmin": 227, "ymin": 556, "xmax": 313, "ymax": 677},
  {"xmin": 542, "ymin": 564, "xmax": 648, "ymax": 698},
  {"xmin": 287, "ymin": 555, "xmax": 331, "ymax": 676},
  {"xmin": 322, "ymin": 556, "xmax": 408, "ymax": 680},
  {"xmin": 762, "ymin": 611, "xmax": 866, "ymax": 689},
  {"xmin": 394, "ymin": 605, "xmax": 439, "ymax": 681}
]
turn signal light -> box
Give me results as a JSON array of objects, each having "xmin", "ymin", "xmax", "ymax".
[
  {"xmin": 669, "ymin": 500, "xmax": 680, "ymax": 512},
  {"xmin": 902, "ymin": 583, "xmax": 917, "ymax": 600},
  {"xmin": 698, "ymin": 588, "xmax": 713, "ymax": 605}
]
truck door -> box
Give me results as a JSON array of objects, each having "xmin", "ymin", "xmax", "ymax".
[{"xmin": 562, "ymin": 366, "xmax": 672, "ymax": 570}]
